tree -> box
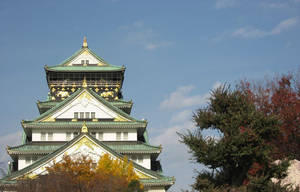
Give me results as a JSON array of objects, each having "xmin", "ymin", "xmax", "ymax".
[
  {"xmin": 239, "ymin": 72, "xmax": 300, "ymax": 160},
  {"xmin": 15, "ymin": 154, "xmax": 144, "ymax": 192},
  {"xmin": 179, "ymin": 86, "xmax": 289, "ymax": 192}
]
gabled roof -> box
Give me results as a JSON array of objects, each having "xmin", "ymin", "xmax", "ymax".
[
  {"xmin": 1, "ymin": 133, "xmax": 174, "ymax": 188},
  {"xmin": 31, "ymin": 88, "xmax": 144, "ymax": 123},
  {"xmin": 37, "ymin": 99, "xmax": 133, "ymax": 115},
  {"xmin": 44, "ymin": 47, "xmax": 125, "ymax": 72}
]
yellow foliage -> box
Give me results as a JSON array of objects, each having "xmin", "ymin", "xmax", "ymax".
[
  {"xmin": 42, "ymin": 153, "xmax": 143, "ymax": 191},
  {"xmin": 96, "ymin": 153, "xmax": 139, "ymax": 182}
]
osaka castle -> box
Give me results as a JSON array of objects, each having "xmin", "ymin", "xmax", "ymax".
[{"xmin": 0, "ymin": 37, "xmax": 175, "ymax": 191}]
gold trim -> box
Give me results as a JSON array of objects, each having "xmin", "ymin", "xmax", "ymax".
[
  {"xmin": 82, "ymin": 76, "xmax": 87, "ymax": 88},
  {"xmin": 81, "ymin": 121, "xmax": 88, "ymax": 133},
  {"xmin": 82, "ymin": 36, "xmax": 88, "ymax": 48},
  {"xmin": 114, "ymin": 116, "xmax": 128, "ymax": 122}
]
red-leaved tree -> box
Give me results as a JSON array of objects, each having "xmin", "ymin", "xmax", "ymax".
[{"xmin": 239, "ymin": 71, "xmax": 300, "ymax": 160}]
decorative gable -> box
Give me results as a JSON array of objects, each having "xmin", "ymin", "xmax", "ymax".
[
  {"xmin": 68, "ymin": 50, "xmax": 105, "ymax": 66},
  {"xmin": 14, "ymin": 134, "xmax": 154, "ymax": 180},
  {"xmin": 40, "ymin": 89, "xmax": 130, "ymax": 122}
]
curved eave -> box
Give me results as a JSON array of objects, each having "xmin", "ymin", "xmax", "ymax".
[
  {"xmin": 22, "ymin": 121, "xmax": 147, "ymax": 129},
  {"xmin": 141, "ymin": 178, "xmax": 175, "ymax": 189},
  {"xmin": 44, "ymin": 65, "xmax": 125, "ymax": 73},
  {"xmin": 7, "ymin": 150, "xmax": 161, "ymax": 156}
]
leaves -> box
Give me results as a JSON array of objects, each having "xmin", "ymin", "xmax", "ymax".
[
  {"xmin": 15, "ymin": 154, "xmax": 144, "ymax": 192},
  {"xmin": 179, "ymin": 85, "xmax": 287, "ymax": 191}
]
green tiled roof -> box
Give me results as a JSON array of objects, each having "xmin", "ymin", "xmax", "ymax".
[
  {"xmin": 44, "ymin": 47, "xmax": 124, "ymax": 72},
  {"xmin": 7, "ymin": 141, "xmax": 161, "ymax": 155},
  {"xmin": 45, "ymin": 66, "xmax": 124, "ymax": 72},
  {"xmin": 22, "ymin": 121, "xmax": 147, "ymax": 130},
  {"xmin": 1, "ymin": 133, "xmax": 174, "ymax": 188},
  {"xmin": 31, "ymin": 88, "xmax": 142, "ymax": 123}
]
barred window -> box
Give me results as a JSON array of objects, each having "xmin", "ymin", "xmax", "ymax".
[
  {"xmin": 48, "ymin": 132, "xmax": 53, "ymax": 141},
  {"xmin": 138, "ymin": 155, "xmax": 143, "ymax": 163},
  {"xmin": 98, "ymin": 132, "xmax": 103, "ymax": 141},
  {"xmin": 80, "ymin": 112, "xmax": 84, "ymax": 119},
  {"xmin": 116, "ymin": 132, "xmax": 121, "ymax": 141},
  {"xmin": 41, "ymin": 132, "xmax": 46, "ymax": 141},
  {"xmin": 123, "ymin": 132, "xmax": 128, "ymax": 140},
  {"xmin": 66, "ymin": 132, "xmax": 72, "ymax": 141},
  {"xmin": 91, "ymin": 112, "xmax": 96, "ymax": 119}
]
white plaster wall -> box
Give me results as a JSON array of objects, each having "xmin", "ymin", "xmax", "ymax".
[
  {"xmin": 69, "ymin": 54, "xmax": 99, "ymax": 65},
  {"xmin": 18, "ymin": 155, "xmax": 42, "ymax": 170},
  {"xmin": 32, "ymin": 129, "xmax": 137, "ymax": 141},
  {"xmin": 129, "ymin": 154, "xmax": 151, "ymax": 169},
  {"xmin": 50, "ymin": 90, "xmax": 128, "ymax": 121},
  {"xmin": 146, "ymin": 187, "xmax": 166, "ymax": 192},
  {"xmin": 18, "ymin": 156, "xmax": 26, "ymax": 170},
  {"xmin": 32, "ymin": 130, "xmax": 71, "ymax": 141}
]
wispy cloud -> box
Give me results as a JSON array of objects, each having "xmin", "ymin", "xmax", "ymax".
[
  {"xmin": 160, "ymin": 85, "xmax": 209, "ymax": 110},
  {"xmin": 215, "ymin": 0, "xmax": 237, "ymax": 9},
  {"xmin": 260, "ymin": 2, "xmax": 286, "ymax": 9},
  {"xmin": 119, "ymin": 21, "xmax": 173, "ymax": 51},
  {"xmin": 0, "ymin": 131, "xmax": 22, "ymax": 168},
  {"xmin": 160, "ymin": 82, "xmax": 221, "ymax": 110},
  {"xmin": 232, "ymin": 17, "xmax": 297, "ymax": 38}
]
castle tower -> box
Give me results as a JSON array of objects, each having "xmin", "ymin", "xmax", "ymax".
[{"xmin": 0, "ymin": 38, "xmax": 174, "ymax": 191}]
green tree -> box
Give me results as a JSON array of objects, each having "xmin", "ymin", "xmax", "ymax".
[{"xmin": 179, "ymin": 86, "xmax": 289, "ymax": 192}]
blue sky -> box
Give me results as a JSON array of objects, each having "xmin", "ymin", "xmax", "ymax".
[{"xmin": 0, "ymin": 0, "xmax": 299, "ymax": 190}]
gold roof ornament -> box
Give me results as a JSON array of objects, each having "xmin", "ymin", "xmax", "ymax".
[
  {"xmin": 82, "ymin": 76, "xmax": 87, "ymax": 88},
  {"xmin": 82, "ymin": 36, "xmax": 88, "ymax": 48},
  {"xmin": 81, "ymin": 121, "xmax": 88, "ymax": 133}
]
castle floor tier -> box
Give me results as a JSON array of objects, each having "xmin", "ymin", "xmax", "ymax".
[{"xmin": 0, "ymin": 37, "xmax": 174, "ymax": 192}]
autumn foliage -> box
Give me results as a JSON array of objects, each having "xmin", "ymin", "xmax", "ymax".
[
  {"xmin": 239, "ymin": 71, "xmax": 300, "ymax": 160},
  {"xmin": 15, "ymin": 154, "xmax": 143, "ymax": 192}
]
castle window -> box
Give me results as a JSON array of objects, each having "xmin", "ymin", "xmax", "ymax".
[
  {"xmin": 73, "ymin": 132, "xmax": 79, "ymax": 137},
  {"xmin": 86, "ymin": 60, "xmax": 89, "ymax": 65},
  {"xmin": 98, "ymin": 132, "xmax": 103, "ymax": 141},
  {"xmin": 25, "ymin": 157, "xmax": 31, "ymax": 164},
  {"xmin": 74, "ymin": 112, "xmax": 78, "ymax": 119},
  {"xmin": 66, "ymin": 132, "xmax": 72, "ymax": 141},
  {"xmin": 116, "ymin": 132, "xmax": 121, "ymax": 141},
  {"xmin": 131, "ymin": 155, "xmax": 137, "ymax": 162},
  {"xmin": 123, "ymin": 132, "xmax": 128, "ymax": 140},
  {"xmin": 41, "ymin": 132, "xmax": 46, "ymax": 141},
  {"xmin": 85, "ymin": 112, "xmax": 90, "ymax": 119},
  {"xmin": 91, "ymin": 112, "xmax": 96, "ymax": 119},
  {"xmin": 138, "ymin": 155, "xmax": 143, "ymax": 163},
  {"xmin": 91, "ymin": 132, "xmax": 96, "ymax": 138},
  {"xmin": 48, "ymin": 132, "xmax": 53, "ymax": 141},
  {"xmin": 80, "ymin": 112, "xmax": 84, "ymax": 119},
  {"xmin": 81, "ymin": 60, "xmax": 84, "ymax": 64}
]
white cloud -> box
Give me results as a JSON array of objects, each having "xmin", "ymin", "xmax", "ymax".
[
  {"xmin": 271, "ymin": 17, "xmax": 298, "ymax": 34},
  {"xmin": 160, "ymin": 82, "xmax": 222, "ymax": 110},
  {"xmin": 260, "ymin": 2, "xmax": 286, "ymax": 9},
  {"xmin": 215, "ymin": 0, "xmax": 237, "ymax": 9},
  {"xmin": 0, "ymin": 131, "xmax": 22, "ymax": 171},
  {"xmin": 232, "ymin": 17, "xmax": 297, "ymax": 38},
  {"xmin": 120, "ymin": 21, "xmax": 172, "ymax": 51},
  {"xmin": 170, "ymin": 110, "xmax": 192, "ymax": 124},
  {"xmin": 160, "ymin": 85, "xmax": 209, "ymax": 110},
  {"xmin": 145, "ymin": 41, "xmax": 173, "ymax": 51}
]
